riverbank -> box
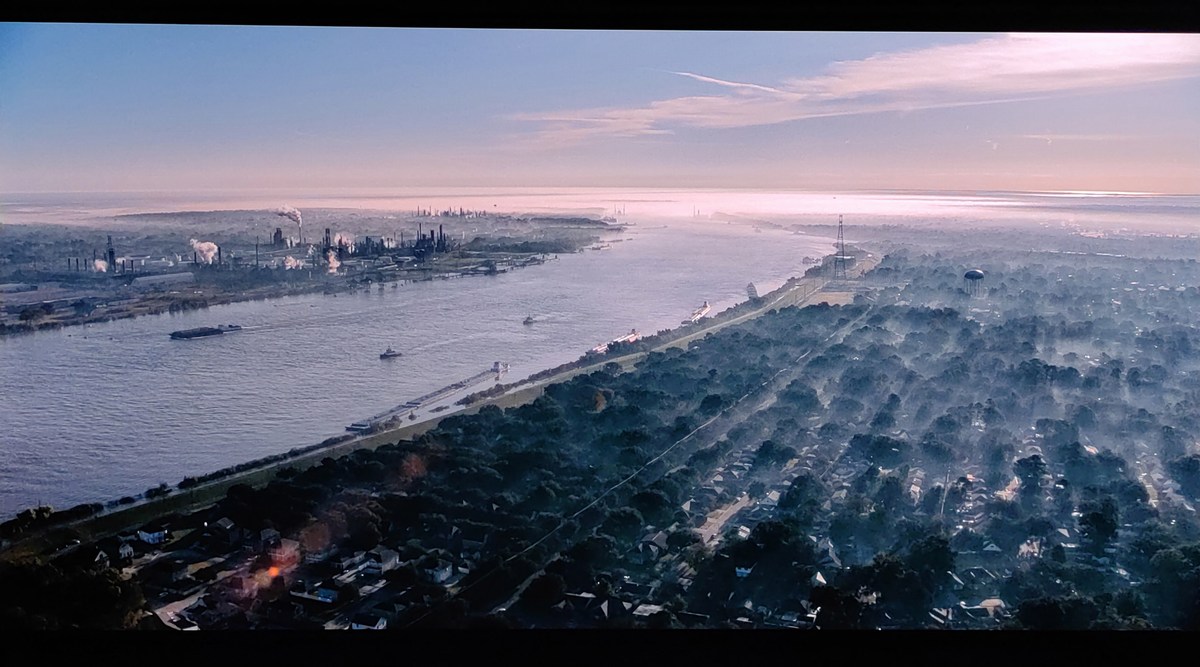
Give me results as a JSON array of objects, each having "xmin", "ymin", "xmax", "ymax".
[{"xmin": 0, "ymin": 249, "xmax": 565, "ymax": 338}]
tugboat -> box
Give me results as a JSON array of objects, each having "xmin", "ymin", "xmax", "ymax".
[
  {"xmin": 380, "ymin": 347, "xmax": 402, "ymax": 359},
  {"xmin": 523, "ymin": 315, "xmax": 535, "ymax": 325}
]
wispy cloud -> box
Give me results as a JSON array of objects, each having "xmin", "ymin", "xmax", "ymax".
[
  {"xmin": 669, "ymin": 71, "xmax": 787, "ymax": 94},
  {"xmin": 1016, "ymin": 133, "xmax": 1136, "ymax": 145},
  {"xmin": 514, "ymin": 33, "xmax": 1200, "ymax": 146}
]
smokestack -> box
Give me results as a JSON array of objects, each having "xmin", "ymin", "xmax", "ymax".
[
  {"xmin": 217, "ymin": 246, "xmax": 222, "ymax": 267},
  {"xmin": 276, "ymin": 206, "xmax": 303, "ymax": 244},
  {"xmin": 194, "ymin": 251, "xmax": 198, "ymax": 265},
  {"xmin": 255, "ymin": 238, "xmax": 259, "ymax": 268}
]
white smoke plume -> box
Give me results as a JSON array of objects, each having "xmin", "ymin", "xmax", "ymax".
[
  {"xmin": 283, "ymin": 256, "xmax": 304, "ymax": 270},
  {"xmin": 332, "ymin": 232, "xmax": 355, "ymax": 252},
  {"xmin": 190, "ymin": 239, "xmax": 218, "ymax": 264},
  {"xmin": 326, "ymin": 250, "xmax": 341, "ymax": 274},
  {"xmin": 92, "ymin": 259, "xmax": 108, "ymax": 272},
  {"xmin": 276, "ymin": 206, "xmax": 303, "ymax": 241}
]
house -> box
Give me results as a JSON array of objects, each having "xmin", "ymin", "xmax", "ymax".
[
  {"xmin": 451, "ymin": 524, "xmax": 490, "ymax": 560},
  {"xmin": 928, "ymin": 607, "xmax": 954, "ymax": 627},
  {"xmin": 556, "ymin": 592, "xmax": 634, "ymax": 625},
  {"xmin": 735, "ymin": 563, "xmax": 756, "ymax": 578},
  {"xmin": 561, "ymin": 591, "xmax": 598, "ymax": 611},
  {"xmin": 269, "ymin": 538, "xmax": 301, "ymax": 567},
  {"xmin": 364, "ymin": 547, "xmax": 400, "ymax": 574},
  {"xmin": 618, "ymin": 579, "xmax": 655, "ymax": 602},
  {"xmin": 350, "ymin": 613, "xmax": 388, "ymax": 630},
  {"xmin": 676, "ymin": 611, "xmax": 710, "ymax": 627},
  {"xmin": 632, "ymin": 604, "xmax": 665, "ymax": 618},
  {"xmin": 960, "ymin": 567, "xmax": 1001, "ymax": 587},
  {"xmin": 290, "ymin": 580, "xmax": 340, "ymax": 604},
  {"xmin": 303, "ymin": 543, "xmax": 336, "ymax": 565},
  {"xmin": 255, "ymin": 528, "xmax": 281, "ymax": 552},
  {"xmin": 816, "ymin": 537, "xmax": 842, "ymax": 569},
  {"xmin": 683, "ymin": 498, "xmax": 710, "ymax": 525},
  {"xmin": 146, "ymin": 558, "xmax": 191, "ymax": 584},
  {"xmin": 595, "ymin": 598, "xmax": 635, "ymax": 623},
  {"xmin": 771, "ymin": 610, "xmax": 809, "ymax": 629},
  {"xmin": 137, "ymin": 524, "xmax": 169, "ymax": 545},
  {"xmin": 118, "ymin": 542, "xmax": 135, "ymax": 562},
  {"xmin": 423, "ymin": 559, "xmax": 455, "ymax": 585},
  {"xmin": 635, "ymin": 531, "xmax": 670, "ymax": 562},
  {"xmin": 947, "ymin": 571, "xmax": 966, "ymax": 591},
  {"xmin": 368, "ymin": 600, "xmax": 410, "ymax": 622},
  {"xmin": 334, "ymin": 550, "xmax": 368, "ymax": 574},
  {"xmin": 210, "ymin": 517, "xmax": 241, "ymax": 546},
  {"xmin": 1017, "ymin": 538, "xmax": 1042, "ymax": 560},
  {"xmin": 958, "ymin": 598, "xmax": 1008, "ymax": 625}
]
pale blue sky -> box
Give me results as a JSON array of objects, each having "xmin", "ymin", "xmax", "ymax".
[{"xmin": 1, "ymin": 25, "xmax": 1197, "ymax": 193}]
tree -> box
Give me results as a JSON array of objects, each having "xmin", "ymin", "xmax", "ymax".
[
  {"xmin": 629, "ymin": 489, "xmax": 673, "ymax": 526},
  {"xmin": 698, "ymin": 394, "xmax": 724, "ymax": 416},
  {"xmin": 519, "ymin": 573, "xmax": 566, "ymax": 611},
  {"xmin": 906, "ymin": 534, "xmax": 955, "ymax": 589},
  {"xmin": 809, "ymin": 584, "xmax": 865, "ymax": 630},
  {"xmin": 1017, "ymin": 596, "xmax": 1098, "ymax": 630},
  {"xmin": 1078, "ymin": 496, "xmax": 1118, "ymax": 553},
  {"xmin": 1014, "ymin": 454, "xmax": 1047, "ymax": 492},
  {"xmin": 1168, "ymin": 454, "xmax": 1200, "ymax": 499}
]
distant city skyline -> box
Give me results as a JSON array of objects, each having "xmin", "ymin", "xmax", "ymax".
[{"xmin": 1, "ymin": 26, "xmax": 1197, "ymax": 194}]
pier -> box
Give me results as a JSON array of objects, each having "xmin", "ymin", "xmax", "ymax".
[{"xmin": 346, "ymin": 362, "xmax": 510, "ymax": 432}]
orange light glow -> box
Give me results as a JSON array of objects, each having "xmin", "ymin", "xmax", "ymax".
[{"xmin": 268, "ymin": 566, "xmax": 280, "ymax": 577}]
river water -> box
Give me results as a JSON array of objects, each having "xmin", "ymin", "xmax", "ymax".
[
  {"xmin": 0, "ymin": 212, "xmax": 832, "ymax": 516},
  {"xmin": 4, "ymin": 187, "xmax": 1198, "ymax": 518}
]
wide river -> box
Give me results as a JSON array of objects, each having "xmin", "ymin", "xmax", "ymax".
[
  {"xmin": 4, "ymin": 187, "xmax": 1197, "ymax": 519},
  {"xmin": 0, "ymin": 213, "xmax": 833, "ymax": 517}
]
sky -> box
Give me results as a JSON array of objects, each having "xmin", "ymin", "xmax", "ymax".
[{"xmin": 0, "ymin": 25, "xmax": 1198, "ymax": 194}]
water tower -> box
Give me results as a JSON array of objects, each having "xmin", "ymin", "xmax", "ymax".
[{"xmin": 964, "ymin": 269, "xmax": 985, "ymax": 296}]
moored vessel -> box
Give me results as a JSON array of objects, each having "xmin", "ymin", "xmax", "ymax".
[
  {"xmin": 682, "ymin": 301, "xmax": 711, "ymax": 325},
  {"xmin": 169, "ymin": 324, "xmax": 241, "ymax": 340},
  {"xmin": 592, "ymin": 329, "xmax": 640, "ymax": 354}
]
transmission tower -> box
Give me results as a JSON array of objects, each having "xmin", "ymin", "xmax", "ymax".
[{"xmin": 832, "ymin": 215, "xmax": 848, "ymax": 281}]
